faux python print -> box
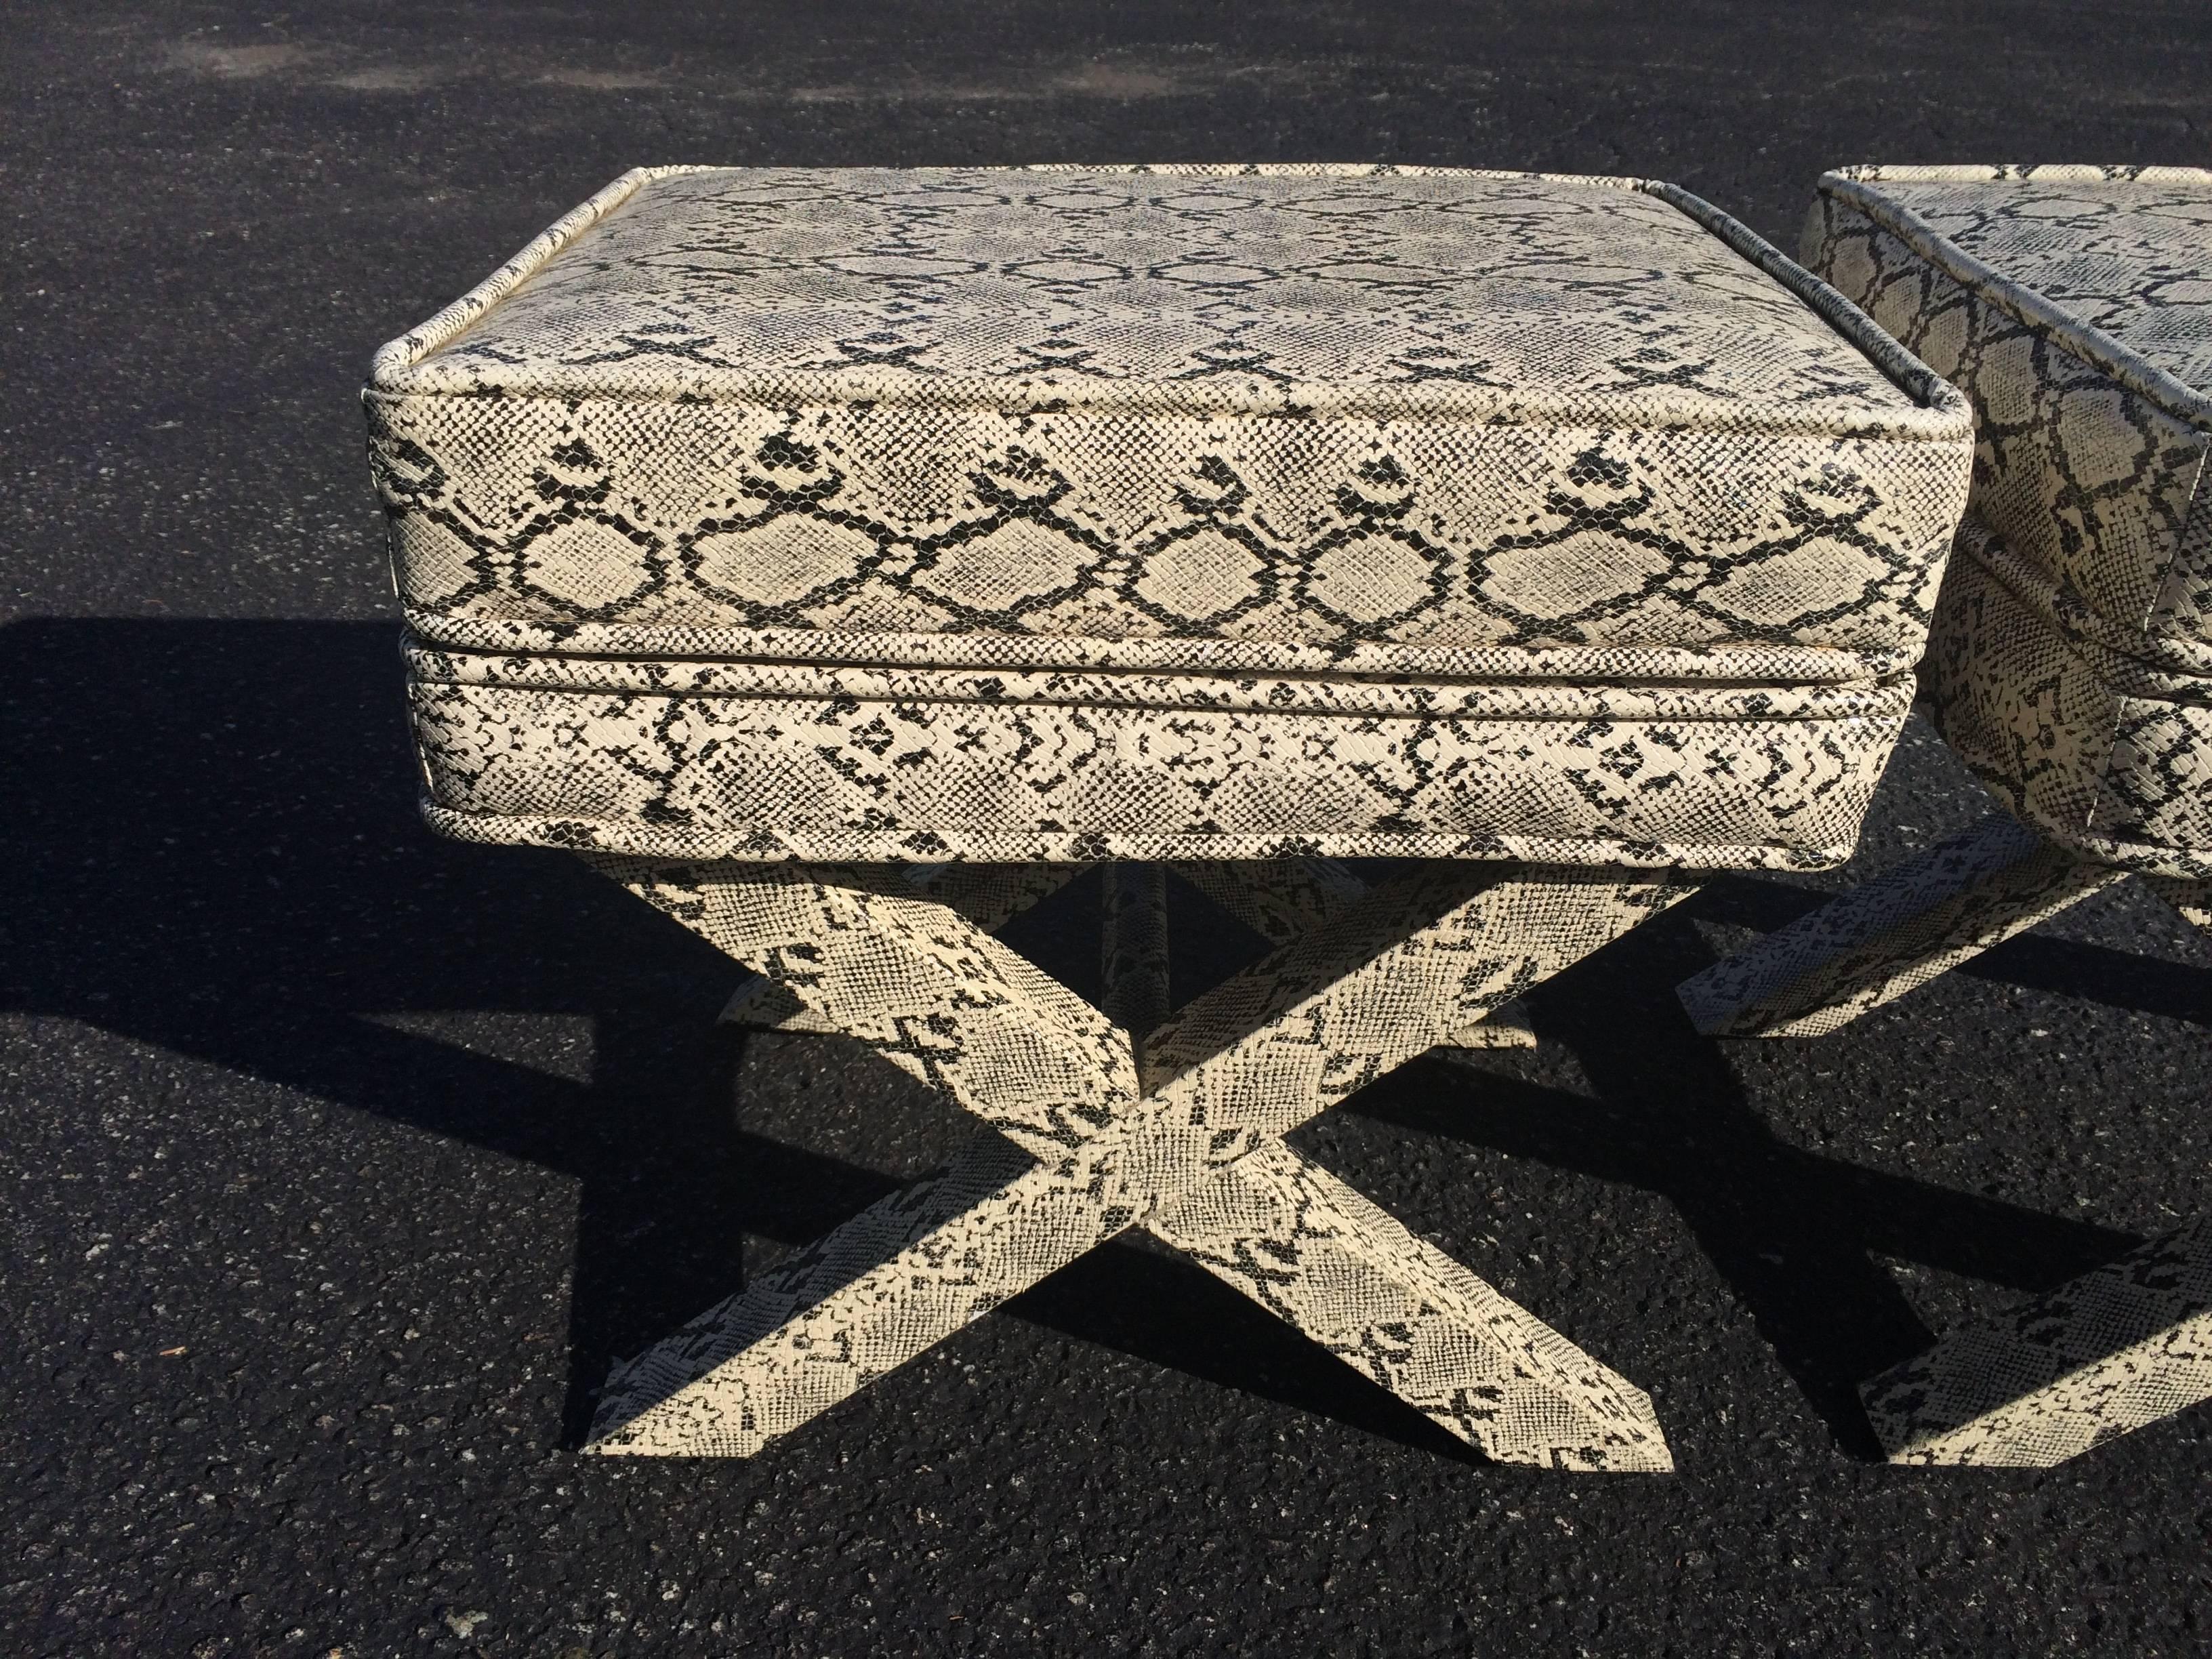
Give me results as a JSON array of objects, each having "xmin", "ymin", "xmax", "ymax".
[
  {"xmin": 370, "ymin": 396, "xmax": 1967, "ymax": 663},
  {"xmin": 586, "ymin": 858, "xmax": 1685, "ymax": 1467},
  {"xmin": 1808, "ymin": 168, "xmax": 2212, "ymax": 872},
  {"xmin": 367, "ymin": 165, "xmax": 1973, "ymax": 866},
  {"xmin": 367, "ymin": 163, "xmax": 1973, "ymax": 668},
  {"xmin": 720, "ymin": 859, "xmax": 1537, "ymax": 1048},
  {"xmin": 1810, "ymin": 165, "xmax": 2212, "ymax": 654},
  {"xmin": 406, "ymin": 644, "xmax": 1914, "ymax": 867},
  {"xmin": 1675, "ymin": 814, "xmax": 2123, "ymax": 1037},
  {"xmin": 2149, "ymin": 873, "xmax": 2212, "ymax": 930},
  {"xmin": 1925, "ymin": 523, "xmax": 2212, "ymax": 878},
  {"xmin": 1862, "ymin": 1218, "xmax": 2212, "ymax": 1467},
  {"xmin": 1099, "ymin": 862, "xmax": 1171, "ymax": 1038}
]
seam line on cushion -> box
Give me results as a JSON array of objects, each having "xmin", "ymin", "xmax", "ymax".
[
  {"xmin": 1955, "ymin": 520, "xmax": 2212, "ymax": 698},
  {"xmin": 1000, "ymin": 162, "xmax": 1654, "ymax": 188},
  {"xmin": 1818, "ymin": 171, "xmax": 2212, "ymax": 431},
  {"xmin": 1837, "ymin": 163, "xmax": 2212, "ymax": 186},
  {"xmin": 411, "ymin": 800, "xmax": 1866, "ymax": 871},
  {"xmin": 365, "ymin": 165, "xmax": 707, "ymax": 383},
  {"xmin": 1645, "ymin": 181, "xmax": 1973, "ymax": 433},
  {"xmin": 403, "ymin": 656, "xmax": 1916, "ymax": 718},
  {"xmin": 395, "ymin": 608, "xmax": 1917, "ymax": 683},
  {"xmin": 356, "ymin": 380, "xmax": 1964, "ymax": 442}
]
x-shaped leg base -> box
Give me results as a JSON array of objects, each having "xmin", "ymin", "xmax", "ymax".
[
  {"xmin": 583, "ymin": 857, "xmax": 1689, "ymax": 1469},
  {"xmin": 718, "ymin": 859, "xmax": 1537, "ymax": 1050},
  {"xmin": 1676, "ymin": 815, "xmax": 2212, "ymax": 1465}
]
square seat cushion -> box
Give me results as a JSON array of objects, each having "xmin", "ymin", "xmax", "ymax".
[
  {"xmin": 367, "ymin": 165, "xmax": 1972, "ymax": 867},
  {"xmin": 1807, "ymin": 164, "xmax": 2212, "ymax": 877}
]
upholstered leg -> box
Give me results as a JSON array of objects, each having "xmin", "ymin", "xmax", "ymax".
[
  {"xmin": 1118, "ymin": 862, "xmax": 1664, "ymax": 1467},
  {"xmin": 1858, "ymin": 866, "xmax": 2211, "ymax": 1466},
  {"xmin": 1860, "ymin": 1219, "xmax": 2212, "ymax": 1466},
  {"xmin": 718, "ymin": 863, "xmax": 1083, "ymax": 1031},
  {"xmin": 1181, "ymin": 860, "xmax": 1536, "ymax": 1050},
  {"xmin": 1149, "ymin": 1141, "xmax": 1671, "ymax": 1467},
  {"xmin": 1679, "ymin": 827, "xmax": 2212, "ymax": 1465},
  {"xmin": 1176, "ymin": 857, "xmax": 1368, "ymax": 942},
  {"xmin": 724, "ymin": 859, "xmax": 1538, "ymax": 1045},
  {"xmin": 2146, "ymin": 874, "xmax": 2212, "ymax": 936},
  {"xmin": 586, "ymin": 1134, "xmax": 1047, "ymax": 1457},
  {"xmin": 1675, "ymin": 816, "xmax": 2124, "ymax": 1038},
  {"xmin": 588, "ymin": 857, "xmax": 1683, "ymax": 1467},
  {"xmin": 1100, "ymin": 862, "xmax": 1172, "ymax": 1040}
]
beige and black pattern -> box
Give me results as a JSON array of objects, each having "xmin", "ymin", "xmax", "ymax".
[
  {"xmin": 1677, "ymin": 813, "xmax": 2126, "ymax": 1038},
  {"xmin": 1172, "ymin": 859, "xmax": 1536, "ymax": 1048},
  {"xmin": 1861, "ymin": 1219, "xmax": 2212, "ymax": 1467},
  {"xmin": 720, "ymin": 860, "xmax": 1532, "ymax": 1050},
  {"xmin": 588, "ymin": 856, "xmax": 1685, "ymax": 1468},
  {"xmin": 365, "ymin": 165, "xmax": 1981, "ymax": 1468},
  {"xmin": 1687, "ymin": 166, "xmax": 2212, "ymax": 1466},
  {"xmin": 1806, "ymin": 165, "xmax": 2212, "ymax": 877},
  {"xmin": 1923, "ymin": 521, "xmax": 2212, "ymax": 873},
  {"xmin": 407, "ymin": 639, "xmax": 1920, "ymax": 867},
  {"xmin": 2163, "ymin": 874, "xmax": 2212, "ymax": 930},
  {"xmin": 1675, "ymin": 802, "xmax": 2209, "ymax": 1050},
  {"xmin": 1099, "ymin": 861, "xmax": 1172, "ymax": 1037},
  {"xmin": 370, "ymin": 165, "xmax": 1972, "ymax": 865}
]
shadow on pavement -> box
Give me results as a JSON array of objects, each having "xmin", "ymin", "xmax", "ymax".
[
  {"xmin": 0, "ymin": 617, "xmax": 1472, "ymax": 1460},
  {"xmin": 1356, "ymin": 896, "xmax": 2144, "ymax": 1460},
  {"xmin": 0, "ymin": 617, "xmax": 2159, "ymax": 1465}
]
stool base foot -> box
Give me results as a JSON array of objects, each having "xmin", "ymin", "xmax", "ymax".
[
  {"xmin": 1677, "ymin": 816, "xmax": 2121, "ymax": 1038},
  {"xmin": 589, "ymin": 857, "xmax": 1685, "ymax": 1465},
  {"xmin": 1863, "ymin": 1221, "xmax": 2212, "ymax": 1467}
]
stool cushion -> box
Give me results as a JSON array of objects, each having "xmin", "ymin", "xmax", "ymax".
[
  {"xmin": 1809, "ymin": 165, "xmax": 2212, "ymax": 876},
  {"xmin": 368, "ymin": 165, "xmax": 1971, "ymax": 866}
]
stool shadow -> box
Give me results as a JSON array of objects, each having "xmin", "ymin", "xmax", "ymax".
[
  {"xmin": 0, "ymin": 617, "xmax": 1470, "ymax": 1460},
  {"xmin": 1349, "ymin": 888, "xmax": 2146, "ymax": 1459},
  {"xmin": 4, "ymin": 618, "xmax": 2159, "ymax": 1465}
]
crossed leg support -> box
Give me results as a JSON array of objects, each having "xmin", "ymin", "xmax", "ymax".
[
  {"xmin": 720, "ymin": 859, "xmax": 1536, "ymax": 1049},
  {"xmin": 1677, "ymin": 813, "xmax": 2212, "ymax": 1465},
  {"xmin": 1173, "ymin": 861, "xmax": 1537, "ymax": 1050},
  {"xmin": 588, "ymin": 856, "xmax": 1689, "ymax": 1469}
]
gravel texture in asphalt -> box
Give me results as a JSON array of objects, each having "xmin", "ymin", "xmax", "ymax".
[{"xmin": 5, "ymin": 3, "xmax": 2211, "ymax": 1654}]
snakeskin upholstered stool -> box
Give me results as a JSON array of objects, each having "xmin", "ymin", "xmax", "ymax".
[
  {"xmin": 365, "ymin": 165, "xmax": 1971, "ymax": 1467},
  {"xmin": 1681, "ymin": 165, "xmax": 2212, "ymax": 1467}
]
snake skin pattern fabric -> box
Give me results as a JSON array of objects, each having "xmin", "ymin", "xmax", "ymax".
[
  {"xmin": 1860, "ymin": 1218, "xmax": 2212, "ymax": 1467},
  {"xmin": 1675, "ymin": 813, "xmax": 2125, "ymax": 1038},
  {"xmin": 369, "ymin": 165, "xmax": 1973, "ymax": 865},
  {"xmin": 407, "ymin": 640, "xmax": 1918, "ymax": 866},
  {"xmin": 2158, "ymin": 874, "xmax": 2212, "ymax": 930},
  {"xmin": 720, "ymin": 858, "xmax": 1536, "ymax": 1048},
  {"xmin": 585, "ymin": 857, "xmax": 1683, "ymax": 1467},
  {"xmin": 1807, "ymin": 167, "xmax": 2212, "ymax": 877},
  {"xmin": 1170, "ymin": 859, "xmax": 1536, "ymax": 1047}
]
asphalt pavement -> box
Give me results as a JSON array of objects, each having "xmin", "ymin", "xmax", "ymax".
[{"xmin": 5, "ymin": 3, "xmax": 2211, "ymax": 1653}]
